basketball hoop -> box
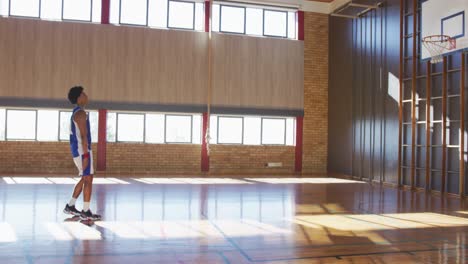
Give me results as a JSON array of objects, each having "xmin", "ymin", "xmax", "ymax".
[{"xmin": 422, "ymin": 35, "xmax": 456, "ymax": 64}]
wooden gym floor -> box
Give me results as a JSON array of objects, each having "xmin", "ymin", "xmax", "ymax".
[{"xmin": 0, "ymin": 176, "xmax": 467, "ymax": 263}]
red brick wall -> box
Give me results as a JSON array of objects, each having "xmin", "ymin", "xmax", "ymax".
[
  {"xmin": 210, "ymin": 145, "xmax": 295, "ymax": 174},
  {"xmin": 105, "ymin": 143, "xmax": 201, "ymax": 174},
  {"xmin": 302, "ymin": 12, "xmax": 329, "ymax": 174},
  {"xmin": 0, "ymin": 141, "xmax": 97, "ymax": 174}
]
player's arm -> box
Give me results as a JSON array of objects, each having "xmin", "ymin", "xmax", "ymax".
[{"xmin": 74, "ymin": 110, "xmax": 89, "ymax": 155}]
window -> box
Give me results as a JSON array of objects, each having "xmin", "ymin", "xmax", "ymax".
[
  {"xmin": 212, "ymin": 4, "xmax": 219, "ymax": 32},
  {"xmin": 117, "ymin": 113, "xmax": 144, "ymax": 142},
  {"xmin": 243, "ymin": 117, "xmax": 261, "ymax": 145},
  {"xmin": 59, "ymin": 111, "xmax": 72, "ymax": 141},
  {"xmin": 119, "ymin": 0, "xmax": 148, "ymax": 25},
  {"xmin": 9, "ymin": 0, "xmax": 40, "ymax": 17},
  {"xmin": 0, "ymin": 109, "xmax": 5, "ymax": 140},
  {"xmin": 37, "ymin": 110, "xmax": 59, "ymax": 141},
  {"xmin": 165, "ymin": 115, "xmax": 192, "ymax": 143},
  {"xmin": 6, "ymin": 0, "xmax": 100, "ymax": 22},
  {"xmin": 212, "ymin": 3, "xmax": 296, "ymax": 39},
  {"xmin": 41, "ymin": 0, "xmax": 62, "ymax": 20},
  {"xmin": 88, "ymin": 111, "xmax": 99, "ymax": 143},
  {"xmin": 106, "ymin": 112, "xmax": 117, "ymax": 142},
  {"xmin": 145, "ymin": 113, "xmax": 164, "ymax": 143},
  {"xmin": 261, "ymin": 118, "xmax": 286, "ymax": 145},
  {"xmin": 194, "ymin": 2, "xmax": 204, "ymax": 31},
  {"xmin": 148, "ymin": 0, "xmax": 167, "ymax": 28},
  {"xmin": 6, "ymin": 110, "xmax": 36, "ymax": 140},
  {"xmin": 210, "ymin": 115, "xmax": 295, "ymax": 146},
  {"xmin": 286, "ymin": 118, "xmax": 295, "ymax": 146},
  {"xmin": 192, "ymin": 114, "xmax": 201, "ymax": 144},
  {"xmin": 287, "ymin": 12, "xmax": 296, "ymax": 39},
  {"xmin": 246, "ymin": 8, "xmax": 262, "ymax": 36},
  {"xmin": 263, "ymin": 10, "xmax": 287, "ymax": 38},
  {"xmin": 220, "ymin": 5, "xmax": 245, "ymax": 34},
  {"xmin": 168, "ymin": 1, "xmax": 195, "ymax": 30},
  {"xmin": 217, "ymin": 116, "xmax": 243, "ymax": 144},
  {"xmin": 62, "ymin": 0, "xmax": 92, "ymax": 21}
]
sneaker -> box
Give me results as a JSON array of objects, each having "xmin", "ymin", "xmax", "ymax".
[
  {"xmin": 63, "ymin": 204, "xmax": 81, "ymax": 216},
  {"xmin": 80, "ymin": 210, "xmax": 101, "ymax": 221}
]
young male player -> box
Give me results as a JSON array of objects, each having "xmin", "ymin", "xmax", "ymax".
[{"xmin": 63, "ymin": 86, "xmax": 101, "ymax": 221}]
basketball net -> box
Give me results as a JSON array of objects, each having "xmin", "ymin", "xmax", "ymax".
[{"xmin": 422, "ymin": 35, "xmax": 456, "ymax": 64}]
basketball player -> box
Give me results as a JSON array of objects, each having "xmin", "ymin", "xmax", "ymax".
[{"xmin": 63, "ymin": 86, "xmax": 101, "ymax": 221}]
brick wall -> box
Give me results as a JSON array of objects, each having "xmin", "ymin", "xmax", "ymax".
[
  {"xmin": 0, "ymin": 141, "xmax": 97, "ymax": 174},
  {"xmin": 210, "ymin": 145, "xmax": 295, "ymax": 174},
  {"xmin": 302, "ymin": 12, "xmax": 329, "ymax": 173},
  {"xmin": 106, "ymin": 143, "xmax": 201, "ymax": 174}
]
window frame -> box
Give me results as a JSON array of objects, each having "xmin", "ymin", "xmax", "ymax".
[
  {"xmin": 167, "ymin": 0, "xmax": 196, "ymax": 30},
  {"xmin": 61, "ymin": 0, "xmax": 93, "ymax": 22},
  {"xmin": 262, "ymin": 9, "xmax": 288, "ymax": 38},
  {"xmin": 219, "ymin": 4, "xmax": 246, "ymax": 35},
  {"xmin": 260, "ymin": 117, "xmax": 287, "ymax": 145},
  {"xmin": 164, "ymin": 114, "xmax": 193, "ymax": 144},
  {"xmin": 5, "ymin": 109, "xmax": 38, "ymax": 141},
  {"xmin": 217, "ymin": 115, "xmax": 244, "ymax": 145},
  {"xmin": 116, "ymin": 112, "xmax": 146, "ymax": 143},
  {"xmin": 8, "ymin": 0, "xmax": 41, "ymax": 18},
  {"xmin": 118, "ymin": 0, "xmax": 149, "ymax": 26}
]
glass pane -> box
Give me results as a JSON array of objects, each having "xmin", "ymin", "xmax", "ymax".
[
  {"xmin": 286, "ymin": 118, "xmax": 295, "ymax": 146},
  {"xmin": 264, "ymin": 10, "xmax": 287, "ymax": 37},
  {"xmin": 10, "ymin": 0, "xmax": 40, "ymax": 17},
  {"xmin": 110, "ymin": 0, "xmax": 119, "ymax": 24},
  {"xmin": 148, "ymin": 0, "xmax": 167, "ymax": 28},
  {"xmin": 7, "ymin": 110, "xmax": 36, "ymax": 140},
  {"xmin": 218, "ymin": 117, "xmax": 242, "ymax": 144},
  {"xmin": 287, "ymin": 12, "xmax": 296, "ymax": 39},
  {"xmin": 243, "ymin": 117, "xmax": 261, "ymax": 145},
  {"xmin": 246, "ymin": 8, "xmax": 262, "ymax": 36},
  {"xmin": 0, "ymin": 0, "xmax": 9, "ymax": 16},
  {"xmin": 120, "ymin": 0, "xmax": 147, "ymax": 25},
  {"xmin": 89, "ymin": 111, "xmax": 98, "ymax": 143},
  {"xmin": 41, "ymin": 0, "xmax": 62, "ymax": 20},
  {"xmin": 145, "ymin": 113, "xmax": 164, "ymax": 143},
  {"xmin": 168, "ymin": 1, "xmax": 194, "ymax": 29},
  {"xmin": 107, "ymin": 112, "xmax": 116, "ymax": 142},
  {"xmin": 63, "ymin": 0, "xmax": 91, "ymax": 21},
  {"xmin": 220, "ymin": 5, "xmax": 244, "ymax": 33},
  {"xmin": 37, "ymin": 110, "xmax": 59, "ymax": 141},
  {"xmin": 0, "ymin": 109, "xmax": 5, "ymax": 140},
  {"xmin": 262, "ymin": 118, "xmax": 286, "ymax": 145},
  {"xmin": 117, "ymin": 114, "xmax": 144, "ymax": 142},
  {"xmin": 165, "ymin": 115, "xmax": 192, "ymax": 143},
  {"xmin": 212, "ymin": 4, "xmax": 219, "ymax": 32},
  {"xmin": 92, "ymin": 0, "xmax": 102, "ymax": 22},
  {"xmin": 192, "ymin": 114, "xmax": 201, "ymax": 144},
  {"xmin": 194, "ymin": 2, "xmax": 204, "ymax": 31},
  {"xmin": 209, "ymin": 115, "xmax": 217, "ymax": 144},
  {"xmin": 59, "ymin": 111, "xmax": 72, "ymax": 141}
]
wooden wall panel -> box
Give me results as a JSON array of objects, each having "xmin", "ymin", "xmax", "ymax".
[
  {"xmin": 0, "ymin": 18, "xmax": 208, "ymax": 105},
  {"xmin": 0, "ymin": 17, "xmax": 304, "ymax": 111},
  {"xmin": 212, "ymin": 33, "xmax": 304, "ymax": 110}
]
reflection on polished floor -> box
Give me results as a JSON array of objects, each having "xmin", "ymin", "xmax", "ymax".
[{"xmin": 0, "ymin": 176, "xmax": 467, "ymax": 263}]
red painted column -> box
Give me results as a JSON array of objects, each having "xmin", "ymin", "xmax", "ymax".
[
  {"xmin": 295, "ymin": 116, "xmax": 303, "ymax": 173},
  {"xmin": 101, "ymin": 0, "xmax": 110, "ymax": 24},
  {"xmin": 97, "ymin": 109, "xmax": 107, "ymax": 171},
  {"xmin": 297, "ymin": 11, "xmax": 304, "ymax": 41},
  {"xmin": 205, "ymin": 1, "xmax": 210, "ymax": 32},
  {"xmin": 201, "ymin": 112, "xmax": 210, "ymax": 172}
]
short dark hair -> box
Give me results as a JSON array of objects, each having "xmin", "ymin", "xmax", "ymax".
[{"xmin": 68, "ymin": 86, "xmax": 83, "ymax": 104}]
